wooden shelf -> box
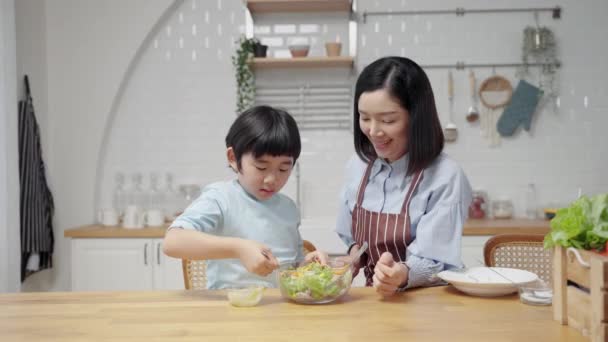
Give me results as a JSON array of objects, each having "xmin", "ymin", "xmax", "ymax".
[
  {"xmin": 247, "ymin": 0, "xmax": 351, "ymax": 13},
  {"xmin": 64, "ymin": 219, "xmax": 550, "ymax": 239},
  {"xmin": 250, "ymin": 56, "xmax": 354, "ymax": 69},
  {"xmin": 64, "ymin": 225, "xmax": 168, "ymax": 238},
  {"xmin": 463, "ymin": 218, "xmax": 550, "ymax": 236}
]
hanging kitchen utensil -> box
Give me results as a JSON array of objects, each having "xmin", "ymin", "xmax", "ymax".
[
  {"xmin": 520, "ymin": 12, "xmax": 559, "ymax": 104},
  {"xmin": 478, "ymin": 74, "xmax": 512, "ymax": 146},
  {"xmin": 444, "ymin": 71, "xmax": 458, "ymax": 142},
  {"xmin": 497, "ymin": 80, "xmax": 543, "ymax": 136},
  {"xmin": 466, "ymin": 70, "xmax": 480, "ymax": 123}
]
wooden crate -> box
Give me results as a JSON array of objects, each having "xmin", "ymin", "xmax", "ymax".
[{"xmin": 553, "ymin": 246, "xmax": 608, "ymax": 341}]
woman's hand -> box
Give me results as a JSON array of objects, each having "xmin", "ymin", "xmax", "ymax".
[
  {"xmin": 304, "ymin": 250, "xmax": 329, "ymax": 265},
  {"xmin": 373, "ymin": 252, "xmax": 408, "ymax": 297},
  {"xmin": 236, "ymin": 240, "xmax": 279, "ymax": 276}
]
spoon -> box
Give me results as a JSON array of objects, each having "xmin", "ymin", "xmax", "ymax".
[
  {"xmin": 466, "ymin": 70, "xmax": 480, "ymax": 122},
  {"xmin": 444, "ymin": 71, "xmax": 458, "ymax": 142},
  {"xmin": 326, "ymin": 242, "xmax": 369, "ymax": 287},
  {"xmin": 351, "ymin": 241, "xmax": 368, "ymax": 264}
]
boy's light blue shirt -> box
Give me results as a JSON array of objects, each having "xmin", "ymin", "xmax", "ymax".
[
  {"xmin": 335, "ymin": 152, "xmax": 472, "ymax": 289},
  {"xmin": 170, "ymin": 179, "xmax": 303, "ymax": 289}
]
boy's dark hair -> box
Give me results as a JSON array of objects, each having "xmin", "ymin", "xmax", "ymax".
[
  {"xmin": 225, "ymin": 105, "xmax": 301, "ymax": 170},
  {"xmin": 353, "ymin": 56, "xmax": 444, "ymax": 175}
]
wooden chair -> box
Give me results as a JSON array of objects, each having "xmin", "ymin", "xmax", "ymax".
[
  {"xmin": 182, "ymin": 240, "xmax": 317, "ymax": 290},
  {"xmin": 483, "ymin": 234, "xmax": 552, "ymax": 284}
]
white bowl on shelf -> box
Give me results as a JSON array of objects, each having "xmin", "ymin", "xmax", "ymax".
[{"xmin": 288, "ymin": 44, "xmax": 309, "ymax": 57}]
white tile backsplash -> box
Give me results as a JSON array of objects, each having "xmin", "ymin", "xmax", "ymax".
[{"xmin": 99, "ymin": 0, "xmax": 608, "ymax": 224}]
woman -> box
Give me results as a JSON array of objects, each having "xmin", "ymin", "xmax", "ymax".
[{"xmin": 336, "ymin": 57, "xmax": 472, "ymax": 296}]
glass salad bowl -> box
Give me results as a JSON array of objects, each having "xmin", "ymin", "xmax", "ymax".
[{"xmin": 277, "ymin": 258, "xmax": 353, "ymax": 304}]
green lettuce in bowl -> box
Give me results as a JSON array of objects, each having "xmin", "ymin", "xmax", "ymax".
[
  {"xmin": 278, "ymin": 259, "xmax": 352, "ymax": 304},
  {"xmin": 544, "ymin": 193, "xmax": 608, "ymax": 251}
]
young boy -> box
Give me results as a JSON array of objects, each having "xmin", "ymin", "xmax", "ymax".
[{"xmin": 163, "ymin": 105, "xmax": 325, "ymax": 289}]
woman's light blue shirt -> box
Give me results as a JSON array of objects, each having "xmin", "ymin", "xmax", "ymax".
[
  {"xmin": 170, "ymin": 179, "xmax": 303, "ymax": 289},
  {"xmin": 335, "ymin": 153, "xmax": 472, "ymax": 289}
]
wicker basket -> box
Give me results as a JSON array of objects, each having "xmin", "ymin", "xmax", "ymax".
[{"xmin": 553, "ymin": 246, "xmax": 608, "ymax": 341}]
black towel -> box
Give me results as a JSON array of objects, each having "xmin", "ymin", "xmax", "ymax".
[{"xmin": 18, "ymin": 75, "xmax": 55, "ymax": 282}]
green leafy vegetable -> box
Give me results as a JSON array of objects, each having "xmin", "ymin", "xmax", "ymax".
[
  {"xmin": 544, "ymin": 194, "xmax": 608, "ymax": 251},
  {"xmin": 279, "ymin": 262, "xmax": 351, "ymax": 301}
]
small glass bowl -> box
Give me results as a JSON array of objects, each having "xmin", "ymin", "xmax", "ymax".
[
  {"xmin": 226, "ymin": 286, "xmax": 265, "ymax": 307},
  {"xmin": 518, "ymin": 281, "xmax": 552, "ymax": 306}
]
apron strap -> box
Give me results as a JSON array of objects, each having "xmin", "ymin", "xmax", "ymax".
[
  {"xmin": 399, "ymin": 170, "xmax": 424, "ymax": 215},
  {"xmin": 355, "ymin": 158, "xmax": 376, "ymax": 207}
]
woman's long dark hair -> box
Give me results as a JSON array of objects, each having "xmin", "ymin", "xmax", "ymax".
[{"xmin": 353, "ymin": 56, "xmax": 444, "ymax": 175}]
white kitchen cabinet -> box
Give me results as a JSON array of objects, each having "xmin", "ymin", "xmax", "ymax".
[
  {"xmin": 70, "ymin": 238, "xmax": 183, "ymax": 291},
  {"xmin": 152, "ymin": 240, "xmax": 184, "ymax": 290}
]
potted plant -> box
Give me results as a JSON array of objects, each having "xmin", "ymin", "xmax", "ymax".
[
  {"xmin": 232, "ymin": 36, "xmax": 258, "ymax": 113},
  {"xmin": 253, "ymin": 41, "xmax": 268, "ymax": 58}
]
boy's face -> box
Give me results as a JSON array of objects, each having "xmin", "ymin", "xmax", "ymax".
[{"xmin": 227, "ymin": 149, "xmax": 294, "ymax": 201}]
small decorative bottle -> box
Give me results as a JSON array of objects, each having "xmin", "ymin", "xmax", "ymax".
[
  {"xmin": 112, "ymin": 172, "xmax": 126, "ymax": 216},
  {"xmin": 163, "ymin": 173, "xmax": 180, "ymax": 221},
  {"xmin": 525, "ymin": 183, "xmax": 537, "ymax": 219}
]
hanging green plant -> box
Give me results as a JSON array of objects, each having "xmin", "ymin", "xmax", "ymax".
[{"xmin": 232, "ymin": 36, "xmax": 259, "ymax": 113}]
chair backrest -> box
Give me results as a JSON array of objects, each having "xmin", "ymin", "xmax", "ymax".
[
  {"xmin": 483, "ymin": 234, "xmax": 552, "ymax": 284},
  {"xmin": 182, "ymin": 240, "xmax": 317, "ymax": 290}
]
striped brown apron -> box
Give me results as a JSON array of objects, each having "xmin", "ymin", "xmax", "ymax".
[{"xmin": 352, "ymin": 160, "xmax": 424, "ymax": 286}]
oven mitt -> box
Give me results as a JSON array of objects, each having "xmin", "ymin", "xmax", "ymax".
[{"xmin": 497, "ymin": 80, "xmax": 543, "ymax": 136}]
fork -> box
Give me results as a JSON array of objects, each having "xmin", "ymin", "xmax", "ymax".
[{"xmin": 450, "ymin": 267, "xmax": 481, "ymax": 283}]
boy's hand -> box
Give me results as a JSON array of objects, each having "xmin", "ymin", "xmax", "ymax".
[
  {"xmin": 236, "ymin": 240, "xmax": 279, "ymax": 276},
  {"xmin": 303, "ymin": 250, "xmax": 329, "ymax": 265},
  {"xmin": 373, "ymin": 252, "xmax": 408, "ymax": 297}
]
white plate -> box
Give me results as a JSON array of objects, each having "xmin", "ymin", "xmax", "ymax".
[{"xmin": 437, "ymin": 267, "xmax": 539, "ymax": 297}]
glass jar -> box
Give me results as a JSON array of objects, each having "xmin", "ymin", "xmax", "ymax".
[
  {"xmin": 163, "ymin": 173, "xmax": 180, "ymax": 221},
  {"xmin": 469, "ymin": 190, "xmax": 488, "ymax": 219},
  {"xmin": 492, "ymin": 199, "xmax": 513, "ymax": 219},
  {"xmin": 178, "ymin": 184, "xmax": 201, "ymax": 215}
]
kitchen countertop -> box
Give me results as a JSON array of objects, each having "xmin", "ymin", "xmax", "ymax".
[
  {"xmin": 0, "ymin": 287, "xmax": 584, "ymax": 341},
  {"xmin": 64, "ymin": 218, "xmax": 550, "ymax": 238}
]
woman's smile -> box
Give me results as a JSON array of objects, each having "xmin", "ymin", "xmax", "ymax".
[{"xmin": 372, "ymin": 139, "xmax": 391, "ymax": 151}]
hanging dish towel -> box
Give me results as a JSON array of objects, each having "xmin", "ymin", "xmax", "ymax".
[
  {"xmin": 497, "ymin": 80, "xmax": 543, "ymax": 136},
  {"xmin": 18, "ymin": 75, "xmax": 55, "ymax": 282}
]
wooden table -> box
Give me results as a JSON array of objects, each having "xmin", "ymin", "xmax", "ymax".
[{"xmin": 0, "ymin": 287, "xmax": 584, "ymax": 341}]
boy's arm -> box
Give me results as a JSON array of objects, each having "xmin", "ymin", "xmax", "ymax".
[
  {"xmin": 163, "ymin": 228, "xmax": 279, "ymax": 276},
  {"xmin": 163, "ymin": 227, "xmax": 243, "ymax": 260}
]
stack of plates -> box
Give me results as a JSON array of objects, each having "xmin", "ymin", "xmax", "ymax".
[{"xmin": 437, "ymin": 267, "xmax": 539, "ymax": 297}]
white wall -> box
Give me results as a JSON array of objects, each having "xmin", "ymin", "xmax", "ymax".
[
  {"xmin": 96, "ymin": 0, "xmax": 608, "ymax": 254},
  {"xmin": 0, "ymin": 0, "xmax": 21, "ymax": 293},
  {"xmin": 356, "ymin": 0, "xmax": 608, "ymax": 214},
  {"xmin": 252, "ymin": 11, "xmax": 354, "ymax": 220},
  {"xmin": 97, "ymin": 1, "xmax": 354, "ymax": 220},
  {"xmin": 98, "ymin": 0, "xmax": 246, "ymax": 212},
  {"xmin": 15, "ymin": 0, "xmax": 173, "ymax": 291},
  {"xmin": 13, "ymin": 0, "xmax": 608, "ymax": 290},
  {"xmin": 15, "ymin": 0, "xmax": 48, "ymax": 156},
  {"xmin": 96, "ymin": 0, "xmax": 608, "ymax": 220}
]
